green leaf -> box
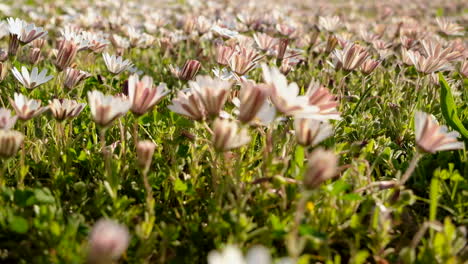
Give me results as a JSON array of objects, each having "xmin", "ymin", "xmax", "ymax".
[
  {"xmin": 34, "ymin": 188, "xmax": 55, "ymax": 204},
  {"xmin": 294, "ymin": 145, "xmax": 305, "ymax": 168},
  {"xmin": 9, "ymin": 215, "xmax": 29, "ymax": 233},
  {"xmin": 439, "ymin": 73, "xmax": 468, "ymax": 139},
  {"xmin": 174, "ymin": 178, "xmax": 187, "ymax": 193},
  {"xmin": 429, "ymin": 176, "xmax": 440, "ymax": 222}
]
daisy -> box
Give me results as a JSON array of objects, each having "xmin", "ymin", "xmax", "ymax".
[
  {"xmin": 87, "ymin": 90, "xmax": 131, "ymax": 128},
  {"xmin": 414, "ymin": 111, "xmax": 464, "ymax": 153},
  {"xmin": 9, "ymin": 93, "xmax": 47, "ymax": 121},
  {"xmin": 11, "ymin": 66, "xmax": 53, "ymax": 89},
  {"xmin": 102, "ymin": 53, "xmax": 133, "ymax": 75}
]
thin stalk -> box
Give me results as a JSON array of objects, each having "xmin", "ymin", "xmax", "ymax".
[
  {"xmin": 133, "ymin": 119, "xmax": 139, "ymax": 147},
  {"xmin": 400, "ymin": 151, "xmax": 422, "ymax": 185}
]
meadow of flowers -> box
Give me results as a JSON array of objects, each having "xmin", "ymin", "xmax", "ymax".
[{"xmin": 0, "ymin": 0, "xmax": 466, "ymax": 263}]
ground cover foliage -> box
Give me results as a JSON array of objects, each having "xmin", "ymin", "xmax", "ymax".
[{"xmin": 0, "ymin": 0, "xmax": 466, "ymax": 263}]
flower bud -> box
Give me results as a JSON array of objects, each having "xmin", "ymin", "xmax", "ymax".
[
  {"xmin": 55, "ymin": 40, "xmax": 78, "ymax": 71},
  {"xmin": 0, "ymin": 130, "xmax": 24, "ymax": 159},
  {"xmin": 88, "ymin": 219, "xmax": 130, "ymax": 264},
  {"xmin": 136, "ymin": 140, "xmax": 156, "ymax": 173},
  {"xmin": 303, "ymin": 148, "xmax": 338, "ymax": 189},
  {"xmin": 170, "ymin": 59, "xmax": 201, "ymax": 81}
]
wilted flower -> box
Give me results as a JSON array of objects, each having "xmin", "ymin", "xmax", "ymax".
[
  {"xmin": 168, "ymin": 90, "xmax": 207, "ymax": 121},
  {"xmin": 0, "ymin": 108, "xmax": 17, "ymax": 130},
  {"xmin": 212, "ymin": 118, "xmax": 251, "ymax": 152},
  {"xmin": 414, "ymin": 111, "xmax": 464, "ymax": 153},
  {"xmin": 11, "ymin": 66, "xmax": 53, "ymax": 89},
  {"xmin": 190, "ymin": 75, "xmax": 232, "ymax": 118},
  {"xmin": 63, "ymin": 68, "xmax": 91, "ymax": 89},
  {"xmin": 318, "ymin": 16, "xmax": 341, "ymax": 32},
  {"xmin": 0, "ymin": 130, "xmax": 24, "ymax": 159},
  {"xmin": 127, "ymin": 74, "xmax": 169, "ymax": 116},
  {"xmin": 88, "ymin": 219, "xmax": 130, "ymax": 264},
  {"xmin": 48, "ymin": 99, "xmax": 86, "ymax": 122},
  {"xmin": 360, "ymin": 59, "xmax": 380, "ymax": 74},
  {"xmin": 9, "ymin": 93, "xmax": 47, "ymax": 121},
  {"xmin": 7, "ymin": 17, "xmax": 47, "ymax": 44},
  {"xmin": 333, "ymin": 43, "xmax": 369, "ymax": 71},
  {"xmin": 87, "ymin": 90, "xmax": 131, "ymax": 128},
  {"xmin": 294, "ymin": 119, "xmax": 333, "ymax": 146},
  {"xmin": 237, "ymin": 81, "xmax": 269, "ymax": 124},
  {"xmin": 54, "ymin": 40, "xmax": 79, "ymax": 71},
  {"xmin": 170, "ymin": 59, "xmax": 201, "ymax": 81},
  {"xmin": 136, "ymin": 140, "xmax": 156, "ymax": 173},
  {"xmin": 304, "ymin": 148, "xmax": 338, "ymax": 189},
  {"xmin": 262, "ymin": 64, "xmax": 319, "ymax": 117},
  {"xmin": 102, "ymin": 53, "xmax": 133, "ymax": 75}
]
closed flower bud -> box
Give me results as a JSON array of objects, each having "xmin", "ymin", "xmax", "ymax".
[
  {"xmin": 0, "ymin": 49, "xmax": 8, "ymax": 62},
  {"xmin": 238, "ymin": 81, "xmax": 268, "ymax": 124},
  {"xmin": 55, "ymin": 40, "xmax": 78, "ymax": 71},
  {"xmin": 63, "ymin": 68, "xmax": 91, "ymax": 89},
  {"xmin": 0, "ymin": 130, "xmax": 24, "ymax": 159},
  {"xmin": 333, "ymin": 43, "xmax": 369, "ymax": 71},
  {"xmin": 304, "ymin": 148, "xmax": 338, "ymax": 189},
  {"xmin": 325, "ymin": 34, "xmax": 338, "ymax": 53},
  {"xmin": 212, "ymin": 118, "xmax": 251, "ymax": 152},
  {"xmin": 276, "ymin": 38, "xmax": 289, "ymax": 61},
  {"xmin": 0, "ymin": 62, "xmax": 8, "ymax": 81},
  {"xmin": 88, "ymin": 219, "xmax": 130, "ymax": 264},
  {"xmin": 27, "ymin": 47, "xmax": 42, "ymax": 65},
  {"xmin": 8, "ymin": 34, "xmax": 20, "ymax": 56},
  {"xmin": 136, "ymin": 140, "xmax": 156, "ymax": 173},
  {"xmin": 170, "ymin": 59, "xmax": 201, "ymax": 81},
  {"xmin": 360, "ymin": 59, "xmax": 380, "ymax": 75}
]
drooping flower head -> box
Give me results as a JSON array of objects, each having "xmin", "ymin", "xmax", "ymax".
[{"xmin": 414, "ymin": 111, "xmax": 464, "ymax": 153}]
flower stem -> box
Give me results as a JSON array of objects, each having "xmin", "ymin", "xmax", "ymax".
[{"xmin": 400, "ymin": 151, "xmax": 422, "ymax": 185}]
